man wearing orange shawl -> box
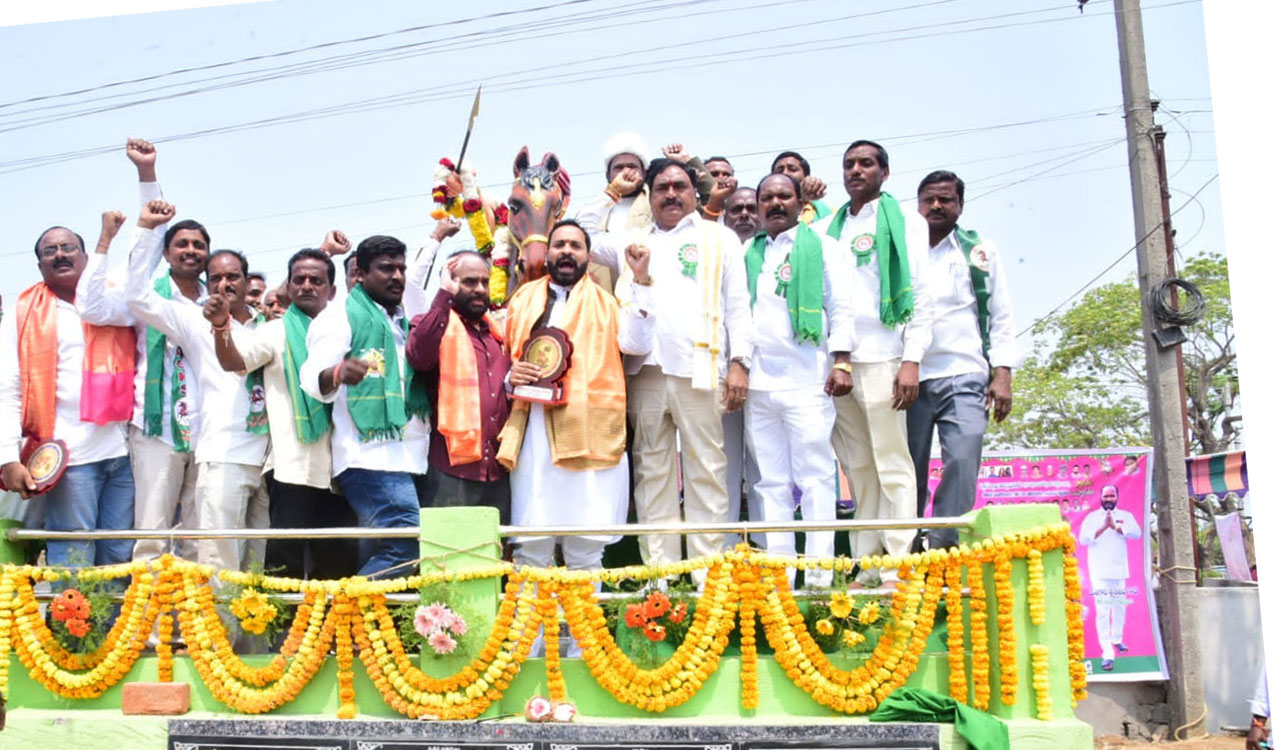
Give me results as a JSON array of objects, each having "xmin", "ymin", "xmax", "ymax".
[
  {"xmin": 0, "ymin": 217, "xmax": 137, "ymax": 570},
  {"xmin": 405, "ymin": 219, "xmax": 514, "ymax": 523},
  {"xmin": 500, "ymin": 220, "xmax": 655, "ymax": 598}
]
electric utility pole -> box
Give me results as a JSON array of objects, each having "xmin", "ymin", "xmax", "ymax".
[{"xmin": 1113, "ymin": 0, "xmax": 1205, "ymax": 736}]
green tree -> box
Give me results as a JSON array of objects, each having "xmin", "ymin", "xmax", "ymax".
[{"xmin": 990, "ymin": 251, "xmax": 1239, "ymax": 453}]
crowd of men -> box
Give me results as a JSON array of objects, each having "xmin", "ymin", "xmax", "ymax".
[{"xmin": 0, "ymin": 133, "xmax": 1016, "ymax": 588}]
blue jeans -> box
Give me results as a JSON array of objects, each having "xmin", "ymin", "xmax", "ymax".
[
  {"xmin": 43, "ymin": 456, "xmax": 135, "ymax": 569},
  {"xmin": 336, "ymin": 469, "xmax": 421, "ymax": 578},
  {"xmin": 906, "ymin": 372, "xmax": 988, "ymax": 549}
]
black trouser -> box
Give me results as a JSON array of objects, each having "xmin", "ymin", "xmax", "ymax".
[
  {"xmin": 264, "ymin": 471, "xmax": 360, "ymax": 580},
  {"xmin": 418, "ymin": 469, "xmax": 511, "ymax": 526}
]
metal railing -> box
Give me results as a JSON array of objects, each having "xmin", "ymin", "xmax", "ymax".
[{"xmin": 6, "ymin": 516, "xmax": 971, "ymax": 543}]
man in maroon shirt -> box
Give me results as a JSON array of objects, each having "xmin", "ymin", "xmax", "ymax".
[{"xmin": 407, "ymin": 251, "xmax": 512, "ymax": 522}]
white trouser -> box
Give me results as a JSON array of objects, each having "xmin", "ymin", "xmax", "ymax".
[
  {"xmin": 831, "ymin": 359, "xmax": 917, "ymax": 585},
  {"xmin": 1092, "ymin": 576, "xmax": 1130, "ymax": 660},
  {"xmin": 515, "ymin": 536, "xmax": 607, "ymax": 658},
  {"xmin": 195, "ymin": 461, "xmax": 269, "ymax": 573},
  {"xmin": 129, "ymin": 426, "xmax": 200, "ymax": 560},
  {"xmin": 746, "ymin": 386, "xmax": 838, "ymax": 587}
]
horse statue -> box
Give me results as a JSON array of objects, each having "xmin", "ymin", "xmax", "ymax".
[{"xmin": 501, "ymin": 146, "xmax": 570, "ymax": 291}]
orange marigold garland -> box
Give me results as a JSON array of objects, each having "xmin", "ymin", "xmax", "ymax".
[
  {"xmin": 944, "ymin": 557, "xmax": 967, "ymax": 704},
  {"xmin": 1060, "ymin": 531, "xmax": 1089, "ymax": 704},
  {"xmin": 1029, "ymin": 643, "xmax": 1053, "ymax": 720},
  {"xmin": 993, "ymin": 548, "xmax": 1018, "ymax": 705},
  {"xmin": 733, "ymin": 556, "xmax": 760, "ymax": 710}
]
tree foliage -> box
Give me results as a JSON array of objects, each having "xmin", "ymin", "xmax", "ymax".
[{"xmin": 989, "ymin": 251, "xmax": 1239, "ymax": 453}]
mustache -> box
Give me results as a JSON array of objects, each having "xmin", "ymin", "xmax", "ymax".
[
  {"xmin": 767, "ymin": 207, "xmax": 788, "ymax": 218},
  {"xmin": 662, "ymin": 197, "xmax": 682, "ymax": 208}
]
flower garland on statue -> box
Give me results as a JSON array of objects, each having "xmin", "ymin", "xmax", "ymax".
[
  {"xmin": 430, "ymin": 158, "xmax": 512, "ymax": 306},
  {"xmin": 0, "ymin": 524, "xmax": 1087, "ymax": 719},
  {"xmin": 1029, "ymin": 643, "xmax": 1053, "ymax": 720}
]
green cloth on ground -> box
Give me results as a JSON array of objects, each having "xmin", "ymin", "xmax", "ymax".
[{"xmin": 869, "ymin": 687, "xmax": 1010, "ymax": 750}]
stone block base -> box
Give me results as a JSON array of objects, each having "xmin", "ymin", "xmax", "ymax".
[{"xmin": 121, "ymin": 681, "xmax": 190, "ymax": 715}]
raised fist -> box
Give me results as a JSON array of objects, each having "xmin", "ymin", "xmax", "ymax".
[
  {"xmin": 431, "ymin": 217, "xmax": 461, "ymax": 243},
  {"xmin": 138, "ymin": 199, "xmax": 175, "ymax": 229},
  {"xmin": 624, "ymin": 243, "xmax": 651, "ymax": 285},
  {"xmin": 800, "ymin": 175, "xmax": 827, "ymax": 203},
  {"xmin": 203, "ymin": 295, "xmax": 230, "ymax": 328},
  {"xmin": 100, "ymin": 210, "xmax": 126, "ymax": 241},
  {"xmin": 662, "ymin": 143, "xmax": 692, "ymax": 164},
  {"xmin": 710, "ymin": 176, "xmax": 738, "ymax": 204},
  {"xmin": 126, "ymin": 138, "xmax": 157, "ymax": 167},
  {"xmin": 334, "ymin": 357, "xmax": 370, "ymax": 386},
  {"xmin": 607, "ymin": 168, "xmax": 643, "ymax": 199},
  {"xmin": 320, "ymin": 229, "xmax": 351, "ymax": 256}
]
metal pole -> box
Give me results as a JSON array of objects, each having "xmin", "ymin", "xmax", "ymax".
[
  {"xmin": 6, "ymin": 517, "xmax": 973, "ymax": 543},
  {"xmin": 1113, "ymin": 0, "xmax": 1206, "ymax": 735}
]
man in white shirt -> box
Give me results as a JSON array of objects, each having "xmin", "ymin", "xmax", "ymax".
[
  {"xmin": 0, "ymin": 217, "xmax": 136, "ymax": 570},
  {"xmin": 578, "ymin": 158, "xmax": 753, "ymax": 572},
  {"xmin": 126, "ymin": 201, "xmax": 270, "ymax": 573},
  {"xmin": 76, "ymin": 138, "xmax": 206, "ymax": 562},
  {"xmin": 300, "ymin": 235, "xmax": 431, "ymax": 579},
  {"xmin": 813, "ymin": 140, "xmax": 934, "ymax": 586},
  {"xmin": 743, "ymin": 174, "xmax": 856, "ymax": 585},
  {"xmin": 209, "ymin": 248, "xmax": 359, "ymax": 580},
  {"xmin": 907, "ymin": 170, "xmax": 1018, "ymax": 550},
  {"xmin": 1078, "ymin": 484, "xmax": 1141, "ymax": 670}
]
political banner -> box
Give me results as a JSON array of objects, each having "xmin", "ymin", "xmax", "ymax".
[{"xmin": 924, "ymin": 448, "xmax": 1168, "ymax": 682}]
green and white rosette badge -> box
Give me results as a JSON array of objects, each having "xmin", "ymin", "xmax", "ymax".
[
  {"xmin": 774, "ymin": 259, "xmax": 792, "ymax": 297},
  {"xmin": 852, "ymin": 233, "xmax": 875, "ymax": 267},
  {"xmin": 969, "ymin": 242, "xmax": 992, "ymax": 272},
  {"xmin": 678, "ymin": 243, "xmax": 699, "ymax": 278}
]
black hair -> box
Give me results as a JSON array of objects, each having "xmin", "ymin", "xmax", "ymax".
[
  {"xmin": 33, "ymin": 226, "xmax": 86, "ymax": 259},
  {"xmin": 548, "ymin": 219, "xmax": 591, "ymax": 251},
  {"xmin": 844, "ymin": 140, "xmax": 889, "ymax": 170},
  {"xmin": 287, "ymin": 248, "xmax": 336, "ymax": 285},
  {"xmin": 770, "ymin": 150, "xmax": 811, "ymax": 177},
  {"xmin": 163, "ymin": 219, "xmax": 210, "ymax": 251},
  {"xmin": 208, "ymin": 248, "xmax": 249, "ymax": 277},
  {"xmin": 344, "ymin": 253, "xmax": 359, "ymax": 275},
  {"xmin": 704, "ymin": 156, "xmax": 732, "ymax": 167},
  {"xmin": 447, "ymin": 249, "xmax": 491, "ymax": 269},
  {"xmin": 247, "ymin": 271, "xmax": 267, "ymax": 283},
  {"xmin": 756, "ymin": 172, "xmax": 802, "ymax": 195},
  {"xmin": 644, "ymin": 158, "xmax": 698, "ymax": 190},
  {"xmin": 355, "ymin": 235, "xmax": 407, "ymax": 272},
  {"xmin": 917, "ymin": 170, "xmax": 965, "ymax": 202}
]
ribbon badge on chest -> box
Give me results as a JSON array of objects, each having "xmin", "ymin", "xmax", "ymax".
[
  {"xmin": 852, "ymin": 233, "xmax": 875, "ymax": 267},
  {"xmin": 774, "ymin": 260, "xmax": 792, "ymax": 297},
  {"xmin": 968, "ymin": 242, "xmax": 992, "ymax": 273},
  {"xmin": 678, "ymin": 243, "xmax": 699, "ymax": 278}
]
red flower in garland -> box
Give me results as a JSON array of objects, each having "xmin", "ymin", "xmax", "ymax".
[
  {"xmin": 493, "ymin": 204, "xmax": 510, "ymax": 226},
  {"xmin": 643, "ymin": 591, "xmax": 671, "ymax": 619},
  {"xmin": 52, "ymin": 589, "xmax": 90, "ymax": 622},
  {"xmin": 462, "ymin": 198, "xmax": 483, "ymax": 214},
  {"xmin": 432, "ymin": 188, "xmax": 448, "ymax": 205},
  {"xmin": 643, "ymin": 621, "xmax": 666, "ymax": 642},
  {"xmin": 438, "ymin": 157, "xmax": 457, "ymax": 171},
  {"xmin": 65, "ymin": 617, "xmax": 90, "ymax": 638},
  {"xmin": 624, "ymin": 603, "xmax": 647, "ymax": 629}
]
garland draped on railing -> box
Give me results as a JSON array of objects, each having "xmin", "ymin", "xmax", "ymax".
[{"xmin": 0, "ymin": 523, "xmax": 1086, "ymax": 719}]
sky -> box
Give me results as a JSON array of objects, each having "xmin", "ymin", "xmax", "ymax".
[{"xmin": 0, "ymin": 0, "xmax": 1221, "ymax": 352}]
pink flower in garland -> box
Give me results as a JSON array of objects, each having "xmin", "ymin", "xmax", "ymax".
[
  {"xmin": 428, "ymin": 630, "xmax": 458, "ymax": 655},
  {"xmin": 445, "ymin": 611, "xmax": 468, "ymax": 636}
]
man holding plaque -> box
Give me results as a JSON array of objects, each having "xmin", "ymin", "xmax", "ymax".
[
  {"xmin": 0, "ymin": 216, "xmax": 137, "ymax": 570},
  {"xmin": 406, "ymin": 228, "xmax": 513, "ymax": 522},
  {"xmin": 577, "ymin": 158, "xmax": 753, "ymax": 574},
  {"xmin": 301, "ymin": 235, "xmax": 431, "ymax": 578},
  {"xmin": 499, "ymin": 219, "xmax": 655, "ymax": 583},
  {"xmin": 812, "ymin": 140, "xmax": 933, "ymax": 587},
  {"xmin": 743, "ymin": 173, "xmax": 856, "ymax": 585}
]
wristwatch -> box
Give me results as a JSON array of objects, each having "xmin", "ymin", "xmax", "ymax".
[
  {"xmin": 832, "ymin": 362, "xmax": 853, "ymax": 374},
  {"xmin": 731, "ymin": 355, "xmax": 751, "ymax": 373}
]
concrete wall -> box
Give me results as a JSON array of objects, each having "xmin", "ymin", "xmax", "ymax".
[{"xmin": 1074, "ymin": 584, "xmax": 1262, "ymax": 739}]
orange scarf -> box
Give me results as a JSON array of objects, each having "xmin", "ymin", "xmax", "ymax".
[
  {"xmin": 17, "ymin": 283, "xmax": 136, "ymax": 442},
  {"xmin": 497, "ymin": 277, "xmax": 626, "ymax": 472},
  {"xmin": 437, "ymin": 310, "xmax": 502, "ymax": 466}
]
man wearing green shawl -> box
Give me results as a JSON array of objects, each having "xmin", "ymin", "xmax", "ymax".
[
  {"xmin": 908, "ymin": 171, "xmax": 1019, "ymax": 551},
  {"xmin": 76, "ymin": 139, "xmax": 205, "ymax": 562},
  {"xmin": 743, "ymin": 174, "xmax": 856, "ymax": 587},
  {"xmin": 210, "ymin": 246, "xmax": 358, "ymax": 581},
  {"xmin": 813, "ymin": 140, "xmax": 934, "ymax": 587},
  {"xmin": 301, "ymin": 235, "xmax": 431, "ymax": 579}
]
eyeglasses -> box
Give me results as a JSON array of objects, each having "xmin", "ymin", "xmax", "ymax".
[{"xmin": 37, "ymin": 243, "xmax": 82, "ymax": 259}]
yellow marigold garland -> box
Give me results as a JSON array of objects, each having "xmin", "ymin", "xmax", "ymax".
[
  {"xmin": 1026, "ymin": 548, "xmax": 1046, "ymax": 626},
  {"xmin": 733, "ymin": 561, "xmax": 760, "ymax": 710},
  {"xmin": 967, "ymin": 559, "xmax": 992, "ymax": 710},
  {"xmin": 993, "ymin": 548, "xmax": 1018, "ymax": 705},
  {"xmin": 944, "ymin": 557, "xmax": 967, "ymax": 703},
  {"xmin": 1060, "ymin": 533, "xmax": 1089, "ymax": 704},
  {"xmin": 1029, "ymin": 643, "xmax": 1052, "ymax": 720}
]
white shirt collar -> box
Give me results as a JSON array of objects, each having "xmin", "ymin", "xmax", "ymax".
[
  {"xmin": 848, "ymin": 196, "xmax": 881, "ymax": 220},
  {"xmin": 651, "ymin": 210, "xmax": 699, "ymax": 235}
]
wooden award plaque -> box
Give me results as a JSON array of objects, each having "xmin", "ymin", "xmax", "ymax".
[
  {"xmin": 0, "ymin": 439, "xmax": 69, "ymax": 495},
  {"xmin": 512, "ymin": 327, "xmax": 573, "ymax": 405}
]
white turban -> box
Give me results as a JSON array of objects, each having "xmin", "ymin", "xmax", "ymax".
[{"xmin": 602, "ymin": 132, "xmax": 650, "ymax": 173}]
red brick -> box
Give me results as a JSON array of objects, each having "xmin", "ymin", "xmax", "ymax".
[{"xmin": 121, "ymin": 682, "xmax": 190, "ymax": 715}]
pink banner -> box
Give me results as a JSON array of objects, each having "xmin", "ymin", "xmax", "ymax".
[{"xmin": 925, "ymin": 449, "xmax": 1168, "ymax": 682}]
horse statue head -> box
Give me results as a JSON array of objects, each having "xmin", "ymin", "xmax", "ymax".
[{"xmin": 506, "ymin": 146, "xmax": 569, "ymax": 283}]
